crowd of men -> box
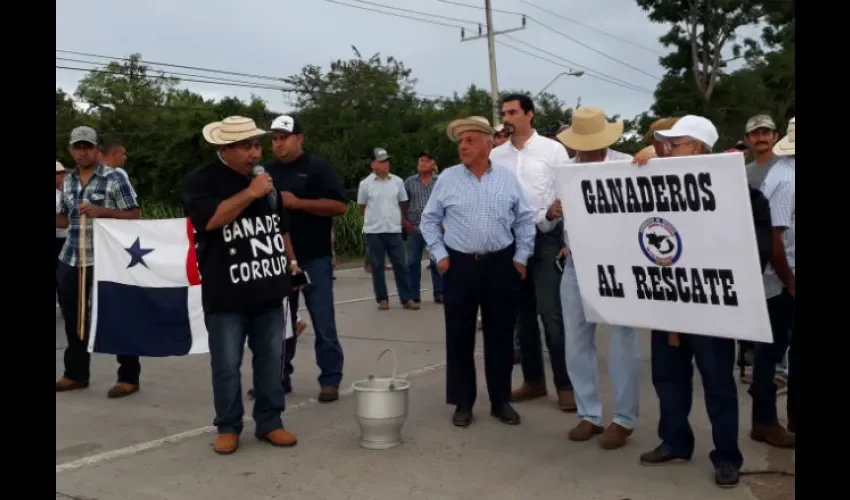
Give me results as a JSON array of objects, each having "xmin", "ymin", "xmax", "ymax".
[{"xmin": 56, "ymin": 92, "xmax": 795, "ymax": 490}]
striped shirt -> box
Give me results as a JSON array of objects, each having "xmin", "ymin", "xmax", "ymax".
[
  {"xmin": 759, "ymin": 156, "xmax": 795, "ymax": 298},
  {"xmin": 419, "ymin": 163, "xmax": 536, "ymax": 265},
  {"xmin": 403, "ymin": 173, "xmax": 438, "ymax": 226},
  {"xmin": 58, "ymin": 163, "xmax": 140, "ymax": 267}
]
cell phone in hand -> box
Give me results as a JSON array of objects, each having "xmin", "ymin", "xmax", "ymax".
[
  {"xmin": 292, "ymin": 271, "xmax": 311, "ymax": 288},
  {"xmin": 555, "ymin": 253, "xmax": 567, "ymax": 273}
]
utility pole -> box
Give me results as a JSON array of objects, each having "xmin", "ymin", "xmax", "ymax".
[
  {"xmin": 460, "ymin": 3, "xmax": 526, "ymax": 126},
  {"xmin": 484, "ymin": 0, "xmax": 500, "ymax": 126}
]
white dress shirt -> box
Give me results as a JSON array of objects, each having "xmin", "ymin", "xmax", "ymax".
[{"xmin": 490, "ymin": 131, "xmax": 570, "ymax": 233}]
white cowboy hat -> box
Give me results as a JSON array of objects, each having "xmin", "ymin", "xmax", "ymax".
[
  {"xmin": 557, "ymin": 107, "xmax": 623, "ymax": 152},
  {"xmin": 447, "ymin": 116, "xmax": 496, "ymax": 142},
  {"xmin": 773, "ymin": 117, "xmax": 795, "ymax": 156},
  {"xmin": 202, "ymin": 116, "xmax": 269, "ymax": 146},
  {"xmin": 56, "ymin": 161, "xmax": 67, "ymax": 173}
]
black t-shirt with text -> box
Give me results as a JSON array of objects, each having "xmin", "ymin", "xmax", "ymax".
[
  {"xmin": 182, "ymin": 160, "xmax": 293, "ymax": 314},
  {"xmin": 265, "ymin": 153, "xmax": 347, "ymax": 261}
]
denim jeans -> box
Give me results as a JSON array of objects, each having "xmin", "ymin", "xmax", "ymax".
[
  {"xmin": 406, "ymin": 229, "xmax": 443, "ymax": 302},
  {"xmin": 749, "ymin": 289, "xmax": 794, "ymax": 425},
  {"xmin": 651, "ymin": 330, "xmax": 743, "ymax": 469},
  {"xmin": 205, "ymin": 304, "xmax": 287, "ymax": 435},
  {"xmin": 366, "ymin": 233, "xmax": 413, "ymax": 304},
  {"xmin": 285, "ymin": 256, "xmax": 345, "ymax": 389},
  {"xmin": 560, "ymin": 254, "xmax": 640, "ymax": 428}
]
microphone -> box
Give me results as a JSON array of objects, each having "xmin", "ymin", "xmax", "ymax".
[{"xmin": 252, "ymin": 166, "xmax": 277, "ymax": 210}]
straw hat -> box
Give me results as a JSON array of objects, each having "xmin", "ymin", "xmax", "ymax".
[
  {"xmin": 773, "ymin": 117, "xmax": 795, "ymax": 156},
  {"xmin": 447, "ymin": 116, "xmax": 496, "ymax": 142},
  {"xmin": 56, "ymin": 161, "xmax": 67, "ymax": 173},
  {"xmin": 557, "ymin": 107, "xmax": 623, "ymax": 152},
  {"xmin": 202, "ymin": 116, "xmax": 269, "ymax": 146},
  {"xmin": 644, "ymin": 117, "xmax": 679, "ymax": 143}
]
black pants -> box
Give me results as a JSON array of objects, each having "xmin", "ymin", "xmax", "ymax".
[
  {"xmin": 57, "ymin": 261, "xmax": 141, "ymax": 384},
  {"xmin": 786, "ymin": 300, "xmax": 798, "ymax": 428},
  {"xmin": 651, "ymin": 330, "xmax": 743, "ymax": 469},
  {"xmin": 749, "ymin": 289, "xmax": 794, "ymax": 425},
  {"xmin": 444, "ymin": 246, "xmax": 520, "ymax": 410},
  {"xmin": 55, "ymin": 238, "xmax": 65, "ymax": 311},
  {"xmin": 516, "ymin": 229, "xmax": 571, "ymax": 390}
]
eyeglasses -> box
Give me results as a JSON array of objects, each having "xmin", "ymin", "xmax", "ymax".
[{"xmin": 662, "ymin": 139, "xmax": 696, "ymax": 152}]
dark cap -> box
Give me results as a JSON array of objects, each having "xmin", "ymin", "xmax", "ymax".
[
  {"xmin": 418, "ymin": 150, "xmax": 434, "ymax": 159},
  {"xmin": 269, "ymin": 115, "xmax": 303, "ymax": 135}
]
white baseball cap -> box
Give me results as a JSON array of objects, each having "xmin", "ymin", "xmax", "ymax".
[{"xmin": 654, "ymin": 115, "xmax": 719, "ymax": 151}]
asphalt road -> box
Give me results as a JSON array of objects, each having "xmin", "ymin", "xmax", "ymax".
[{"xmin": 56, "ymin": 264, "xmax": 794, "ymax": 500}]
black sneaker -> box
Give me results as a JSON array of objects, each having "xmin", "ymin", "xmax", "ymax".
[
  {"xmin": 639, "ymin": 444, "xmax": 689, "ymax": 466},
  {"xmin": 714, "ymin": 464, "xmax": 740, "ymax": 488}
]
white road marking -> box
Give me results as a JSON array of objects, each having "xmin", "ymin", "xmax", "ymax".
[{"xmin": 55, "ymin": 355, "xmax": 474, "ymax": 475}]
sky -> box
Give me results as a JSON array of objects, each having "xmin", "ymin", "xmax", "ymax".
[{"xmin": 56, "ymin": 0, "xmax": 762, "ymax": 121}]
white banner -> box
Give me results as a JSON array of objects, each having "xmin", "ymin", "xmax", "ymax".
[{"xmin": 555, "ymin": 153, "xmax": 772, "ymax": 343}]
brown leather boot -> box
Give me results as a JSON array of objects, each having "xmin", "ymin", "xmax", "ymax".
[
  {"xmin": 403, "ymin": 301, "xmax": 420, "ymax": 310},
  {"xmin": 295, "ymin": 320, "xmax": 307, "ymax": 337},
  {"xmin": 599, "ymin": 423, "xmax": 633, "ymax": 450},
  {"xmin": 557, "ymin": 390, "xmax": 577, "ymax": 412},
  {"xmin": 256, "ymin": 429, "xmax": 298, "ymax": 447},
  {"xmin": 214, "ymin": 433, "xmax": 239, "ymax": 454},
  {"xmin": 318, "ymin": 387, "xmax": 339, "ymax": 403},
  {"xmin": 510, "ymin": 383, "xmax": 547, "ymax": 402},
  {"xmin": 107, "ymin": 382, "xmax": 139, "ymax": 399},
  {"xmin": 750, "ymin": 423, "xmax": 795, "ymax": 448},
  {"xmin": 377, "ymin": 300, "xmax": 389, "ymax": 310},
  {"xmin": 568, "ymin": 420, "xmax": 604, "ymax": 441},
  {"xmin": 56, "ymin": 377, "xmax": 88, "ymax": 392}
]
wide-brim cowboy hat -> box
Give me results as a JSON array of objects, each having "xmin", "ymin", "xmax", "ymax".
[
  {"xmin": 773, "ymin": 117, "xmax": 795, "ymax": 156},
  {"xmin": 447, "ymin": 116, "xmax": 495, "ymax": 142},
  {"xmin": 202, "ymin": 116, "xmax": 269, "ymax": 146},
  {"xmin": 557, "ymin": 107, "xmax": 623, "ymax": 152},
  {"xmin": 56, "ymin": 160, "xmax": 68, "ymax": 173}
]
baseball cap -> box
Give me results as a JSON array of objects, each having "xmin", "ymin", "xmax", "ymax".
[
  {"xmin": 372, "ymin": 148, "xmax": 392, "ymax": 162},
  {"xmin": 269, "ymin": 115, "xmax": 303, "ymax": 135},
  {"xmin": 745, "ymin": 115, "xmax": 776, "ymax": 134},
  {"xmin": 418, "ymin": 150, "xmax": 434, "ymax": 159},
  {"xmin": 654, "ymin": 115, "xmax": 719, "ymax": 150},
  {"xmin": 69, "ymin": 126, "xmax": 98, "ymax": 146}
]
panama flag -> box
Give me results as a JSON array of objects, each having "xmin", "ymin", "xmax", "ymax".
[
  {"xmin": 87, "ymin": 218, "xmax": 209, "ymax": 356},
  {"xmin": 88, "ymin": 219, "xmax": 296, "ymax": 357}
]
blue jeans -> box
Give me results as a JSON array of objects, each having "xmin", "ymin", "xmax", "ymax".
[
  {"xmin": 651, "ymin": 330, "xmax": 742, "ymax": 469},
  {"xmin": 366, "ymin": 233, "xmax": 413, "ymax": 304},
  {"xmin": 406, "ymin": 230, "xmax": 443, "ymax": 302},
  {"xmin": 285, "ymin": 256, "xmax": 345, "ymax": 389},
  {"xmin": 205, "ymin": 304, "xmax": 287, "ymax": 435},
  {"xmin": 560, "ymin": 254, "xmax": 640, "ymax": 428}
]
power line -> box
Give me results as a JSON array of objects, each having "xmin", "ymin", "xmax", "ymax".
[
  {"xmin": 57, "ymin": 65, "xmax": 288, "ymax": 92},
  {"xmin": 501, "ymin": 35, "xmax": 654, "ymax": 93},
  {"xmin": 56, "ymin": 49, "xmax": 286, "ymax": 83},
  {"xmin": 434, "ymin": 0, "xmax": 661, "ymax": 81},
  {"xmin": 322, "ymin": 0, "xmax": 657, "ymax": 96},
  {"xmin": 519, "ymin": 0, "xmax": 665, "ymax": 56},
  {"xmin": 496, "ymin": 40, "xmax": 651, "ymax": 95},
  {"xmin": 346, "ymin": 0, "xmax": 481, "ymax": 26},
  {"xmin": 323, "ymin": 0, "xmax": 463, "ymax": 29}
]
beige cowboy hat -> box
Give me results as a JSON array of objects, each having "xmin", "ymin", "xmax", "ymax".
[
  {"xmin": 557, "ymin": 107, "xmax": 623, "ymax": 152},
  {"xmin": 773, "ymin": 117, "xmax": 795, "ymax": 156},
  {"xmin": 447, "ymin": 116, "xmax": 495, "ymax": 142},
  {"xmin": 202, "ymin": 116, "xmax": 269, "ymax": 146},
  {"xmin": 56, "ymin": 160, "xmax": 68, "ymax": 173}
]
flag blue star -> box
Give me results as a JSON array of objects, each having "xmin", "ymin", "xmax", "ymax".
[{"xmin": 125, "ymin": 237, "xmax": 154, "ymax": 269}]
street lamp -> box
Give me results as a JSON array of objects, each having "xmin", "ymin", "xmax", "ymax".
[{"xmin": 535, "ymin": 71, "xmax": 585, "ymax": 99}]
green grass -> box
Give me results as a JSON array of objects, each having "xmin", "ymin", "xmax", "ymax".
[{"xmin": 141, "ymin": 200, "xmax": 366, "ymax": 258}]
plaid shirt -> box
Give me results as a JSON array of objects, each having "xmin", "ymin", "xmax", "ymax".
[{"xmin": 58, "ymin": 163, "xmax": 139, "ymax": 267}]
